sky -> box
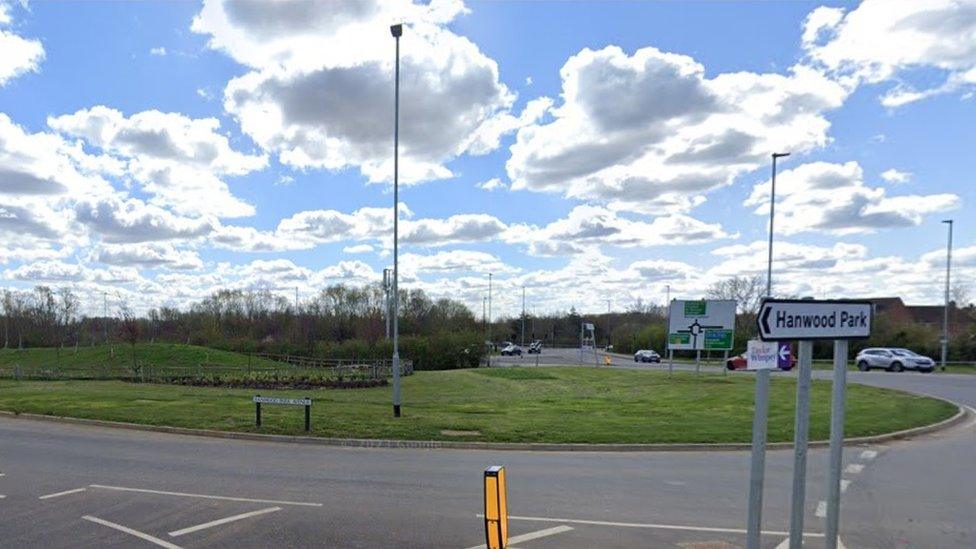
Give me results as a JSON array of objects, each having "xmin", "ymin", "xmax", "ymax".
[{"xmin": 0, "ymin": 0, "xmax": 974, "ymax": 318}]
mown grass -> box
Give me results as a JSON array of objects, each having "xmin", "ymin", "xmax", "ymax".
[
  {"xmin": 0, "ymin": 366, "xmax": 956, "ymax": 444},
  {"xmin": 0, "ymin": 343, "xmax": 286, "ymax": 378}
]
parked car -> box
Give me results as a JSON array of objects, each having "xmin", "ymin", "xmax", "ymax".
[
  {"xmin": 500, "ymin": 343, "xmax": 523, "ymax": 356},
  {"xmin": 527, "ymin": 340, "xmax": 543, "ymax": 354},
  {"xmin": 726, "ymin": 352, "xmax": 796, "ymax": 371},
  {"xmin": 634, "ymin": 349, "xmax": 661, "ymax": 363},
  {"xmin": 856, "ymin": 348, "xmax": 934, "ymax": 372}
]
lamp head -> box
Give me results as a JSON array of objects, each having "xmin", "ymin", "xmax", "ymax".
[
  {"xmin": 942, "ymin": 219, "xmax": 953, "ymax": 224},
  {"xmin": 390, "ymin": 24, "xmax": 403, "ymax": 37},
  {"xmin": 772, "ymin": 152, "xmax": 791, "ymax": 159}
]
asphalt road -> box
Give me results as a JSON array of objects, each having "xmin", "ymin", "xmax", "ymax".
[{"xmin": 1, "ymin": 352, "xmax": 973, "ymax": 548}]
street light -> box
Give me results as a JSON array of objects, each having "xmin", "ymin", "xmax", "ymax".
[
  {"xmin": 766, "ymin": 152, "xmax": 790, "ymax": 297},
  {"xmin": 941, "ymin": 219, "xmax": 954, "ymax": 372},
  {"xmin": 747, "ymin": 151, "xmax": 789, "ymax": 549},
  {"xmin": 390, "ymin": 23, "xmax": 403, "ymax": 418}
]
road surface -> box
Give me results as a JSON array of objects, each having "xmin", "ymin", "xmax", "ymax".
[{"xmin": 1, "ymin": 354, "xmax": 973, "ymax": 548}]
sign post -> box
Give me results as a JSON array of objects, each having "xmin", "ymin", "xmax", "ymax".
[
  {"xmin": 667, "ymin": 300, "xmax": 736, "ymax": 375},
  {"xmin": 756, "ymin": 299, "xmax": 871, "ymax": 549},
  {"xmin": 252, "ymin": 395, "xmax": 313, "ymax": 432}
]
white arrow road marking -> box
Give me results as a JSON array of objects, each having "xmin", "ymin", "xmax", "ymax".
[
  {"xmin": 83, "ymin": 515, "xmax": 182, "ymax": 549},
  {"xmin": 816, "ymin": 500, "xmax": 827, "ymax": 518},
  {"xmin": 859, "ymin": 450, "xmax": 878, "ymax": 460},
  {"xmin": 775, "ymin": 536, "xmax": 846, "ymax": 549},
  {"xmin": 39, "ymin": 487, "xmax": 87, "ymax": 500},
  {"xmin": 169, "ymin": 506, "xmax": 281, "ymax": 537},
  {"xmin": 462, "ymin": 525, "xmax": 573, "ymax": 549},
  {"xmin": 844, "ymin": 463, "xmax": 864, "ymax": 474}
]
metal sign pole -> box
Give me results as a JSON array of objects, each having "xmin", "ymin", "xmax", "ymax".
[
  {"xmin": 668, "ymin": 349, "xmax": 673, "ymax": 377},
  {"xmin": 745, "ymin": 367, "xmax": 770, "ymax": 549},
  {"xmin": 788, "ymin": 339, "xmax": 814, "ymax": 549},
  {"xmin": 825, "ymin": 339, "xmax": 848, "ymax": 549},
  {"xmin": 695, "ymin": 349, "xmax": 701, "ymax": 374}
]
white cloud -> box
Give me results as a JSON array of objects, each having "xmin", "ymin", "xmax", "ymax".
[
  {"xmin": 506, "ymin": 45, "xmax": 847, "ymax": 210},
  {"xmin": 194, "ymin": 0, "xmax": 518, "ymax": 185},
  {"xmin": 880, "ymin": 168, "xmax": 912, "ymax": 183},
  {"xmin": 343, "ymin": 244, "xmax": 374, "ymax": 254},
  {"xmin": 506, "ymin": 205, "xmax": 732, "ymax": 255},
  {"xmin": 744, "ymin": 161, "xmax": 959, "ymax": 235},
  {"xmin": 75, "ymin": 196, "xmax": 215, "ymax": 244},
  {"xmin": 92, "ymin": 243, "xmax": 203, "ymax": 270},
  {"xmin": 149, "ymin": 46, "xmax": 167, "ymax": 56},
  {"xmin": 399, "ymin": 250, "xmax": 516, "ymax": 280},
  {"xmin": 477, "ymin": 177, "xmax": 507, "ymax": 191},
  {"xmin": 49, "ymin": 106, "xmax": 267, "ymax": 217},
  {"xmin": 803, "ymin": 0, "xmax": 976, "ymax": 106},
  {"xmin": 0, "ymin": 26, "xmax": 44, "ymax": 86}
]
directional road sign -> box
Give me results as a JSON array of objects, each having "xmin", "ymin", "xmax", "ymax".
[{"xmin": 757, "ymin": 299, "xmax": 872, "ymax": 341}]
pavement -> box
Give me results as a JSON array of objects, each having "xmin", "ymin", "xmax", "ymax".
[{"xmin": 1, "ymin": 350, "xmax": 974, "ymax": 548}]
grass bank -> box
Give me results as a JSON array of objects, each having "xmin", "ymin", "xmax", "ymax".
[{"xmin": 0, "ymin": 367, "xmax": 956, "ymax": 444}]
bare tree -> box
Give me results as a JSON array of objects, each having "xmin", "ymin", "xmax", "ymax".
[
  {"xmin": 118, "ymin": 298, "xmax": 141, "ymax": 376},
  {"xmin": 951, "ymin": 282, "xmax": 972, "ymax": 308},
  {"xmin": 706, "ymin": 275, "xmax": 765, "ymax": 315}
]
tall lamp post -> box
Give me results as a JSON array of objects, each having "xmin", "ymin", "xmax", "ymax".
[
  {"xmin": 390, "ymin": 23, "xmax": 403, "ymax": 417},
  {"xmin": 942, "ymin": 219, "xmax": 954, "ymax": 372},
  {"xmin": 746, "ymin": 151, "xmax": 789, "ymax": 549}
]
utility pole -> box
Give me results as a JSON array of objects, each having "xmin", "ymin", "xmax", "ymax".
[
  {"xmin": 488, "ymin": 273, "xmax": 492, "ymax": 366},
  {"xmin": 521, "ymin": 286, "xmax": 526, "ymax": 348},
  {"xmin": 606, "ymin": 299, "xmax": 611, "ymax": 350},
  {"xmin": 102, "ymin": 291, "xmax": 108, "ymax": 345},
  {"xmin": 390, "ymin": 23, "xmax": 403, "ymax": 418},
  {"xmin": 665, "ymin": 284, "xmax": 670, "ymax": 307},
  {"xmin": 294, "ymin": 287, "xmax": 299, "ymax": 312},
  {"xmin": 941, "ymin": 219, "xmax": 954, "ymax": 371}
]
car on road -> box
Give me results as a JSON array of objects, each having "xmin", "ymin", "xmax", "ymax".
[
  {"xmin": 500, "ymin": 343, "xmax": 523, "ymax": 356},
  {"xmin": 856, "ymin": 347, "xmax": 935, "ymax": 372},
  {"xmin": 527, "ymin": 340, "xmax": 543, "ymax": 354},
  {"xmin": 726, "ymin": 352, "xmax": 796, "ymax": 371},
  {"xmin": 634, "ymin": 349, "xmax": 661, "ymax": 363}
]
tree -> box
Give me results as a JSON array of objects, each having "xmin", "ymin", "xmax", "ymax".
[
  {"xmin": 706, "ymin": 275, "xmax": 765, "ymax": 315},
  {"xmin": 118, "ymin": 299, "xmax": 141, "ymax": 376}
]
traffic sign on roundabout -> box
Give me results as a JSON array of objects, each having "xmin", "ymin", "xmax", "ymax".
[{"xmin": 757, "ymin": 299, "xmax": 872, "ymax": 341}]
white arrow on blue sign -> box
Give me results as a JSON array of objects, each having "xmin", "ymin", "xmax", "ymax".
[{"xmin": 757, "ymin": 299, "xmax": 872, "ymax": 341}]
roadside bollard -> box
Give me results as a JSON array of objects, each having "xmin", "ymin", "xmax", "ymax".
[{"xmin": 484, "ymin": 466, "xmax": 508, "ymax": 549}]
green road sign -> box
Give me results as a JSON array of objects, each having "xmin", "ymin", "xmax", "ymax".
[
  {"xmin": 703, "ymin": 329, "xmax": 733, "ymax": 350},
  {"xmin": 668, "ymin": 333, "xmax": 691, "ymax": 345},
  {"xmin": 684, "ymin": 301, "xmax": 707, "ymax": 317}
]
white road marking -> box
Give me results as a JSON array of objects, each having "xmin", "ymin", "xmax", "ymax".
[
  {"xmin": 841, "ymin": 479, "xmax": 851, "ymax": 493},
  {"xmin": 463, "ymin": 525, "xmax": 573, "ymax": 549},
  {"xmin": 168, "ymin": 506, "xmax": 281, "ymax": 537},
  {"xmin": 845, "ymin": 463, "xmax": 865, "ymax": 474},
  {"xmin": 859, "ymin": 450, "xmax": 878, "ymax": 460},
  {"xmin": 39, "ymin": 487, "xmax": 87, "ymax": 500},
  {"xmin": 477, "ymin": 514, "xmax": 825, "ymax": 538},
  {"xmin": 0, "ymin": 473, "xmax": 5, "ymax": 477},
  {"xmin": 82, "ymin": 515, "xmax": 183, "ymax": 549},
  {"xmin": 0, "ymin": 495, "xmax": 6, "ymax": 499},
  {"xmin": 816, "ymin": 500, "xmax": 827, "ymax": 518},
  {"xmin": 89, "ymin": 484, "xmax": 322, "ymax": 507},
  {"xmin": 776, "ymin": 535, "xmax": 845, "ymax": 549}
]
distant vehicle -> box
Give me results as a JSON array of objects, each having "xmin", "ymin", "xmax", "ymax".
[
  {"xmin": 605, "ymin": 345, "xmax": 614, "ymax": 352},
  {"xmin": 856, "ymin": 348, "xmax": 934, "ymax": 372},
  {"xmin": 634, "ymin": 350, "xmax": 661, "ymax": 363},
  {"xmin": 500, "ymin": 343, "xmax": 522, "ymax": 356},
  {"xmin": 527, "ymin": 340, "xmax": 543, "ymax": 354},
  {"xmin": 726, "ymin": 352, "xmax": 796, "ymax": 371}
]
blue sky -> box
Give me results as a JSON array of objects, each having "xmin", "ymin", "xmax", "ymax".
[{"xmin": 0, "ymin": 0, "xmax": 974, "ymax": 317}]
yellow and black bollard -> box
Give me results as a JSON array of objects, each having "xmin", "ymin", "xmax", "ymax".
[{"xmin": 484, "ymin": 465, "xmax": 508, "ymax": 549}]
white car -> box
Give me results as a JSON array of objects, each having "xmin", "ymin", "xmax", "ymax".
[
  {"xmin": 500, "ymin": 344, "xmax": 522, "ymax": 356},
  {"xmin": 634, "ymin": 350, "xmax": 661, "ymax": 363},
  {"xmin": 855, "ymin": 347, "xmax": 935, "ymax": 372}
]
